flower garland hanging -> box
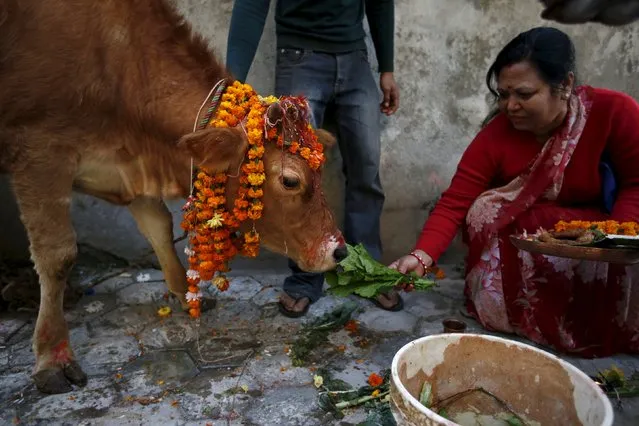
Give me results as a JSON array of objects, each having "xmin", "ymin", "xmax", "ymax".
[{"xmin": 180, "ymin": 81, "xmax": 326, "ymax": 318}]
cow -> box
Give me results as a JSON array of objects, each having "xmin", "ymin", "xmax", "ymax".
[
  {"xmin": 0, "ymin": 0, "xmax": 345, "ymax": 394},
  {"xmin": 539, "ymin": 0, "xmax": 639, "ymax": 25}
]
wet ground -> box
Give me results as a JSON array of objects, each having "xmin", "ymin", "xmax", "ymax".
[{"xmin": 1, "ymin": 259, "xmax": 638, "ymax": 426}]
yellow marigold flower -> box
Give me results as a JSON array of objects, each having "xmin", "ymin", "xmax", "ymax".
[
  {"xmin": 248, "ymin": 146, "xmax": 265, "ymax": 160},
  {"xmin": 247, "ymin": 117, "xmax": 261, "ymax": 128},
  {"xmin": 259, "ymin": 95, "xmax": 279, "ymax": 104},
  {"xmin": 244, "ymin": 231, "xmax": 260, "ymax": 244},
  {"xmin": 212, "ymin": 275, "xmax": 229, "ymax": 291},
  {"xmin": 247, "ymin": 129, "xmax": 263, "ymax": 144},
  {"xmin": 157, "ymin": 306, "xmax": 172, "ymax": 318},
  {"xmin": 217, "ymin": 110, "xmax": 231, "ymax": 121},
  {"xmin": 248, "ymin": 188, "xmax": 263, "ymax": 198},
  {"xmin": 247, "ymin": 173, "xmax": 266, "ymax": 186},
  {"xmin": 243, "ymin": 160, "xmax": 265, "ymax": 173},
  {"xmin": 371, "ymin": 389, "xmax": 381, "ymax": 397},
  {"xmin": 250, "ymin": 201, "xmax": 264, "ymax": 212},
  {"xmin": 300, "ymin": 147, "xmax": 311, "ymax": 159}
]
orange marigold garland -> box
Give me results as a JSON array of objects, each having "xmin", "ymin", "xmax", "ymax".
[
  {"xmin": 181, "ymin": 81, "xmax": 326, "ymax": 318},
  {"xmin": 554, "ymin": 220, "xmax": 639, "ymax": 236}
]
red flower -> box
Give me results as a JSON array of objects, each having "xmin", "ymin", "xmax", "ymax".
[{"xmin": 368, "ymin": 373, "xmax": 383, "ymax": 387}]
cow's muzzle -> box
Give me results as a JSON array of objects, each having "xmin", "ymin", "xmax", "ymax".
[{"xmin": 332, "ymin": 245, "xmax": 348, "ymax": 262}]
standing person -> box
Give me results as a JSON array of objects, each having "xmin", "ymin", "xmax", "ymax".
[{"xmin": 226, "ymin": 0, "xmax": 401, "ymax": 317}]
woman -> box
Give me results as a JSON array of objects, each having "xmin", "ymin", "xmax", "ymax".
[{"xmin": 391, "ymin": 27, "xmax": 639, "ymax": 357}]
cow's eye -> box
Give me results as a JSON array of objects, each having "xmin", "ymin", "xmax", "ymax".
[{"xmin": 281, "ymin": 175, "xmax": 300, "ymax": 190}]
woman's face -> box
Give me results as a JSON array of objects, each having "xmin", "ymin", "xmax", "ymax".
[{"xmin": 496, "ymin": 61, "xmax": 573, "ymax": 137}]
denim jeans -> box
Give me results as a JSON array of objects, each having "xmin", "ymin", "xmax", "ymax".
[{"xmin": 274, "ymin": 48, "xmax": 385, "ymax": 303}]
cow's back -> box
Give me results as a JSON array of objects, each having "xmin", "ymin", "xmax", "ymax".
[{"xmin": 0, "ymin": 0, "xmax": 223, "ymax": 173}]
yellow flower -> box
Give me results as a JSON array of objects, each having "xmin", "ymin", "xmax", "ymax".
[
  {"xmin": 247, "ymin": 173, "xmax": 266, "ymax": 186},
  {"xmin": 206, "ymin": 212, "xmax": 225, "ymax": 228},
  {"xmin": 313, "ymin": 375, "xmax": 324, "ymax": 388},
  {"xmin": 247, "ymin": 128, "xmax": 263, "ymax": 144},
  {"xmin": 371, "ymin": 389, "xmax": 381, "ymax": 397},
  {"xmin": 601, "ymin": 365, "xmax": 626, "ymax": 387},
  {"xmin": 244, "ymin": 231, "xmax": 260, "ymax": 244},
  {"xmin": 211, "ymin": 120, "xmax": 228, "ymax": 128},
  {"xmin": 212, "ymin": 275, "xmax": 229, "ymax": 291},
  {"xmin": 157, "ymin": 306, "xmax": 172, "ymax": 318},
  {"xmin": 300, "ymin": 147, "xmax": 311, "ymax": 159},
  {"xmin": 219, "ymin": 101, "xmax": 233, "ymax": 110},
  {"xmin": 247, "ymin": 117, "xmax": 261, "ymax": 128},
  {"xmin": 259, "ymin": 95, "xmax": 279, "ymax": 105}
]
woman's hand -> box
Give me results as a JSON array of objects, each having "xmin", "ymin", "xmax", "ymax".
[{"xmin": 389, "ymin": 250, "xmax": 433, "ymax": 276}]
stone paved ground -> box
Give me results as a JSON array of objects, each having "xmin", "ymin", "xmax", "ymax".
[{"xmin": 1, "ymin": 264, "xmax": 638, "ymax": 426}]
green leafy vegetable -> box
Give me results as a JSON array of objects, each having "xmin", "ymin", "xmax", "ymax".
[
  {"xmin": 289, "ymin": 302, "xmax": 358, "ymax": 366},
  {"xmin": 325, "ymin": 244, "xmax": 437, "ymax": 298},
  {"xmin": 419, "ymin": 382, "xmax": 433, "ymax": 408}
]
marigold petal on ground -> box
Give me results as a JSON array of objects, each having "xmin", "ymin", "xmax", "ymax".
[{"xmin": 368, "ymin": 372, "xmax": 383, "ymax": 387}]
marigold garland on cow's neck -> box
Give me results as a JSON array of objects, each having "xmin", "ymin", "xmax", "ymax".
[{"xmin": 180, "ymin": 81, "xmax": 326, "ymax": 318}]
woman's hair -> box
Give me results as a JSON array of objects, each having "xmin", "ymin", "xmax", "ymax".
[
  {"xmin": 485, "ymin": 27, "xmax": 577, "ymax": 98},
  {"xmin": 480, "ymin": 27, "xmax": 577, "ymax": 128}
]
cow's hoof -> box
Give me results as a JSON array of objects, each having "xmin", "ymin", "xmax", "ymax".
[
  {"xmin": 33, "ymin": 361, "xmax": 88, "ymax": 394},
  {"xmin": 64, "ymin": 361, "xmax": 88, "ymax": 386}
]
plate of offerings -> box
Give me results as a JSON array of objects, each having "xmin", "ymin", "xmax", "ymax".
[{"xmin": 509, "ymin": 220, "xmax": 639, "ymax": 265}]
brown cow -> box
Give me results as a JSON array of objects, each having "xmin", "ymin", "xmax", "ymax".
[
  {"xmin": 0, "ymin": 0, "xmax": 345, "ymax": 394},
  {"xmin": 539, "ymin": 0, "xmax": 639, "ymax": 25}
]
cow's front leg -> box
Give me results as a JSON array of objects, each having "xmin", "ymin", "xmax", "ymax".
[
  {"xmin": 128, "ymin": 197, "xmax": 191, "ymax": 308},
  {"xmin": 12, "ymin": 171, "xmax": 87, "ymax": 394}
]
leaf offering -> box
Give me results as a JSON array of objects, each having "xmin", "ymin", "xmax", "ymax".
[{"xmin": 325, "ymin": 244, "xmax": 438, "ymax": 298}]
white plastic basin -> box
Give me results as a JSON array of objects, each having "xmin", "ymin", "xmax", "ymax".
[{"xmin": 390, "ymin": 333, "xmax": 614, "ymax": 426}]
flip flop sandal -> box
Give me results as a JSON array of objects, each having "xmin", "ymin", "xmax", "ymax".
[
  {"xmin": 357, "ymin": 293, "xmax": 404, "ymax": 312},
  {"xmin": 278, "ymin": 297, "xmax": 310, "ymax": 318}
]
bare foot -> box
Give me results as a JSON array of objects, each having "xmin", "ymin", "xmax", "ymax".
[{"xmin": 279, "ymin": 292, "xmax": 310, "ymax": 314}]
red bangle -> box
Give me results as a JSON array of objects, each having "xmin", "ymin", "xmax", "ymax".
[{"xmin": 409, "ymin": 251, "xmax": 428, "ymax": 274}]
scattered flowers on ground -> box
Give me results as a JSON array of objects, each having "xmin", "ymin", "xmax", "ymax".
[
  {"xmin": 157, "ymin": 306, "xmax": 172, "ymax": 318},
  {"xmin": 368, "ymin": 372, "xmax": 384, "ymax": 388}
]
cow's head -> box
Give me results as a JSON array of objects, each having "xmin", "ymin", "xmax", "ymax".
[
  {"xmin": 178, "ymin": 96, "xmax": 346, "ymax": 272},
  {"xmin": 539, "ymin": 0, "xmax": 639, "ymax": 26}
]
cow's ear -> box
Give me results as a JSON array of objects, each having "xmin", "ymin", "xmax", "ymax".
[
  {"xmin": 178, "ymin": 127, "xmax": 247, "ymax": 171},
  {"xmin": 315, "ymin": 128, "xmax": 337, "ymax": 149}
]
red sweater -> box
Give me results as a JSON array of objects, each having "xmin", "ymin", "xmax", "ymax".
[{"xmin": 415, "ymin": 87, "xmax": 639, "ymax": 262}]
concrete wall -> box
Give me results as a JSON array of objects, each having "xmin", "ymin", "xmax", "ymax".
[{"xmin": 2, "ymin": 0, "xmax": 639, "ymax": 269}]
